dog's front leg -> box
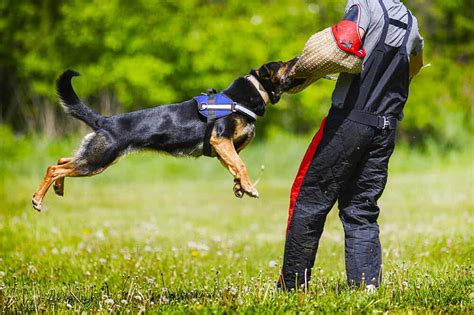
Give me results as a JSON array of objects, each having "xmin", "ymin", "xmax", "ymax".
[{"xmin": 211, "ymin": 135, "xmax": 259, "ymax": 198}]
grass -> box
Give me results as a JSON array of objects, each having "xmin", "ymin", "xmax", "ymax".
[{"xmin": 0, "ymin": 129, "xmax": 473, "ymax": 313}]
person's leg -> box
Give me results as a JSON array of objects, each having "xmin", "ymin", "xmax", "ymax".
[
  {"xmin": 280, "ymin": 117, "xmax": 369, "ymax": 290},
  {"xmin": 338, "ymin": 129, "xmax": 396, "ymax": 287}
]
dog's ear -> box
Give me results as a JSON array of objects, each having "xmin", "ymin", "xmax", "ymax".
[{"xmin": 251, "ymin": 65, "xmax": 272, "ymax": 80}]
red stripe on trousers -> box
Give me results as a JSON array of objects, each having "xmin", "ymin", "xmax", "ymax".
[{"xmin": 286, "ymin": 117, "xmax": 327, "ymax": 235}]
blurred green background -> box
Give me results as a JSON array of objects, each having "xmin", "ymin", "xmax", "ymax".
[
  {"xmin": 0, "ymin": 1, "xmax": 473, "ymax": 312},
  {"xmin": 0, "ymin": 0, "xmax": 472, "ymax": 148}
]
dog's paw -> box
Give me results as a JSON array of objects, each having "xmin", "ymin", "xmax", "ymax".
[
  {"xmin": 32, "ymin": 194, "xmax": 42, "ymax": 212},
  {"xmin": 233, "ymin": 182, "xmax": 244, "ymax": 198},
  {"xmin": 53, "ymin": 182, "xmax": 64, "ymax": 196},
  {"xmin": 245, "ymin": 187, "xmax": 259, "ymax": 199},
  {"xmin": 233, "ymin": 179, "xmax": 259, "ymax": 199},
  {"xmin": 241, "ymin": 183, "xmax": 259, "ymax": 198}
]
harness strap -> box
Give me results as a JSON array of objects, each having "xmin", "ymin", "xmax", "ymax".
[
  {"xmin": 401, "ymin": 11, "xmax": 413, "ymax": 48},
  {"xmin": 203, "ymin": 89, "xmax": 217, "ymax": 157},
  {"xmin": 347, "ymin": 110, "xmax": 397, "ymax": 130},
  {"xmin": 389, "ymin": 18, "xmax": 407, "ymax": 29},
  {"xmin": 377, "ymin": 0, "xmax": 391, "ymax": 50},
  {"xmin": 198, "ymin": 102, "xmax": 258, "ymax": 120},
  {"xmin": 197, "ymin": 87, "xmax": 262, "ymax": 157}
]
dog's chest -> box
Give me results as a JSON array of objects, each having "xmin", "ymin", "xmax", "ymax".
[{"xmin": 234, "ymin": 122, "xmax": 256, "ymax": 151}]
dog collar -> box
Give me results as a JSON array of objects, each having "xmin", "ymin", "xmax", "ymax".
[{"xmin": 244, "ymin": 74, "xmax": 270, "ymax": 105}]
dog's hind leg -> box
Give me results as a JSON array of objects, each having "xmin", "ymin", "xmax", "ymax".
[
  {"xmin": 53, "ymin": 157, "xmax": 73, "ymax": 196},
  {"xmin": 32, "ymin": 131, "xmax": 118, "ymax": 211},
  {"xmin": 33, "ymin": 159, "xmax": 83, "ymax": 211}
]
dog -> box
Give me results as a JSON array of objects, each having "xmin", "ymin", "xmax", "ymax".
[{"xmin": 32, "ymin": 58, "xmax": 301, "ymax": 211}]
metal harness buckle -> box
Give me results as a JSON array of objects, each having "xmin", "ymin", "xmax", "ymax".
[
  {"xmin": 198, "ymin": 102, "xmax": 208, "ymax": 111},
  {"xmin": 383, "ymin": 116, "xmax": 390, "ymax": 129},
  {"xmin": 378, "ymin": 116, "xmax": 390, "ymax": 129}
]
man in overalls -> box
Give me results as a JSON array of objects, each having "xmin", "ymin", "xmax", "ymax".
[{"xmin": 280, "ymin": 0, "xmax": 424, "ymax": 290}]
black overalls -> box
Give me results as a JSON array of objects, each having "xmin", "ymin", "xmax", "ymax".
[{"xmin": 281, "ymin": 0, "xmax": 413, "ymax": 289}]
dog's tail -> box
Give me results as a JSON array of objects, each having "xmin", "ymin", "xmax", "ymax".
[{"xmin": 57, "ymin": 70, "xmax": 104, "ymax": 130}]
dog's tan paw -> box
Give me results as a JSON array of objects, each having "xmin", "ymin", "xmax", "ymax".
[
  {"xmin": 241, "ymin": 183, "xmax": 259, "ymax": 198},
  {"xmin": 32, "ymin": 195, "xmax": 42, "ymax": 212},
  {"xmin": 246, "ymin": 187, "xmax": 259, "ymax": 198}
]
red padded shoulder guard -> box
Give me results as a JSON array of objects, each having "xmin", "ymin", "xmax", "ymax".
[{"xmin": 331, "ymin": 20, "xmax": 366, "ymax": 59}]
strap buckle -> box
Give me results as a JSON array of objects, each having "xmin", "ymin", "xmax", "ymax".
[
  {"xmin": 198, "ymin": 102, "xmax": 208, "ymax": 111},
  {"xmin": 378, "ymin": 116, "xmax": 391, "ymax": 129}
]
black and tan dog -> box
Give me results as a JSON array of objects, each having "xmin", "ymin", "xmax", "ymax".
[{"xmin": 32, "ymin": 59, "xmax": 300, "ymax": 211}]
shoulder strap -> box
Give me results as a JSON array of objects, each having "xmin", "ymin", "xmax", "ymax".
[
  {"xmin": 401, "ymin": 10, "xmax": 413, "ymax": 48},
  {"xmin": 377, "ymin": 0, "xmax": 390, "ymax": 46},
  {"xmin": 203, "ymin": 89, "xmax": 216, "ymax": 157}
]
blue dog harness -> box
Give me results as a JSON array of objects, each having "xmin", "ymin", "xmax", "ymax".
[
  {"xmin": 194, "ymin": 90, "xmax": 258, "ymax": 120},
  {"xmin": 194, "ymin": 89, "xmax": 259, "ymax": 157}
]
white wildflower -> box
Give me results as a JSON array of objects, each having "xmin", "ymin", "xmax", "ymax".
[
  {"xmin": 268, "ymin": 260, "xmax": 278, "ymax": 268},
  {"xmin": 96, "ymin": 230, "xmax": 105, "ymax": 240},
  {"xmin": 27, "ymin": 264, "xmax": 37, "ymax": 274},
  {"xmin": 147, "ymin": 277, "xmax": 155, "ymax": 285},
  {"xmin": 250, "ymin": 15, "xmax": 262, "ymax": 25},
  {"xmin": 187, "ymin": 241, "xmax": 209, "ymax": 251}
]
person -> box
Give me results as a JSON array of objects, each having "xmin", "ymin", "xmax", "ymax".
[{"xmin": 279, "ymin": 0, "xmax": 424, "ymax": 290}]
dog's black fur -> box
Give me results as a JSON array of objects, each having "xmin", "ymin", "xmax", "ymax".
[
  {"xmin": 32, "ymin": 58, "xmax": 299, "ymax": 210},
  {"xmin": 58, "ymin": 67, "xmax": 275, "ymax": 163},
  {"xmin": 58, "ymin": 72, "xmax": 260, "ymax": 161}
]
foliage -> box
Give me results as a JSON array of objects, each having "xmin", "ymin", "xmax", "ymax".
[
  {"xmin": 0, "ymin": 133, "xmax": 473, "ymax": 312},
  {"xmin": 0, "ymin": 0, "xmax": 472, "ymax": 147}
]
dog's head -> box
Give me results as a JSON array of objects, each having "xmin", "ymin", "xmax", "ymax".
[
  {"xmin": 223, "ymin": 57, "xmax": 307, "ymax": 117},
  {"xmin": 250, "ymin": 57, "xmax": 306, "ymax": 104}
]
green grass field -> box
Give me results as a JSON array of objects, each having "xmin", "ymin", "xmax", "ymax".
[{"xmin": 0, "ymin": 130, "xmax": 473, "ymax": 313}]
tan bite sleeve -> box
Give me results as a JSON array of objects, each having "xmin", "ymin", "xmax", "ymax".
[{"xmin": 287, "ymin": 27, "xmax": 363, "ymax": 94}]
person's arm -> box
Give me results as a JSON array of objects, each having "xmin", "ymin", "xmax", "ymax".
[
  {"xmin": 409, "ymin": 19, "xmax": 424, "ymax": 79},
  {"xmin": 344, "ymin": 0, "xmax": 369, "ymax": 41},
  {"xmin": 409, "ymin": 50, "xmax": 424, "ymax": 78}
]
